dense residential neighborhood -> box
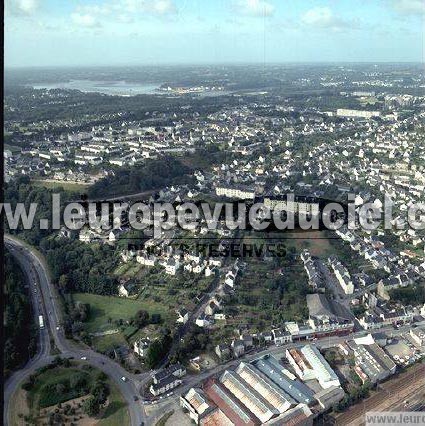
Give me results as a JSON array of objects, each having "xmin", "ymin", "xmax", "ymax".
[{"xmin": 4, "ymin": 60, "xmax": 425, "ymax": 425}]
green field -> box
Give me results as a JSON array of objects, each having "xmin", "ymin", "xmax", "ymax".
[
  {"xmin": 98, "ymin": 382, "xmax": 130, "ymax": 426},
  {"xmin": 113, "ymin": 262, "xmax": 144, "ymax": 279},
  {"xmin": 91, "ymin": 333, "xmax": 128, "ymax": 352},
  {"xmin": 280, "ymin": 230, "xmax": 334, "ymax": 257},
  {"xmin": 24, "ymin": 363, "xmax": 129, "ymax": 424},
  {"xmin": 73, "ymin": 293, "xmax": 172, "ymax": 333},
  {"xmin": 27, "ymin": 367, "xmax": 88, "ymax": 409},
  {"xmin": 32, "ymin": 179, "xmax": 91, "ymax": 192}
]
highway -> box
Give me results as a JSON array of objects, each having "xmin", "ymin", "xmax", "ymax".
[{"xmin": 4, "ymin": 235, "xmax": 146, "ymax": 426}]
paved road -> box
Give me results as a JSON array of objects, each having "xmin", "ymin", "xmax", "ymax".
[
  {"xmin": 3, "ymin": 243, "xmax": 52, "ymax": 426},
  {"xmin": 144, "ymin": 322, "xmax": 416, "ymax": 420},
  {"xmin": 4, "ymin": 235, "xmax": 146, "ymax": 426}
]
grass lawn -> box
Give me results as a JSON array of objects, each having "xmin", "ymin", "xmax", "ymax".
[
  {"xmin": 91, "ymin": 333, "xmax": 128, "ymax": 352},
  {"xmin": 155, "ymin": 410, "xmax": 174, "ymax": 426},
  {"xmin": 280, "ymin": 230, "xmax": 334, "ymax": 258},
  {"xmin": 113, "ymin": 262, "xmax": 142, "ymax": 278},
  {"xmin": 73, "ymin": 293, "xmax": 172, "ymax": 333},
  {"xmin": 27, "ymin": 367, "xmax": 90, "ymax": 410},
  {"xmin": 113, "ymin": 263, "xmax": 132, "ymax": 277},
  {"xmin": 99, "ymin": 384, "xmax": 130, "ymax": 426},
  {"xmin": 21, "ymin": 363, "xmax": 129, "ymax": 425},
  {"xmin": 32, "ymin": 179, "xmax": 91, "ymax": 192}
]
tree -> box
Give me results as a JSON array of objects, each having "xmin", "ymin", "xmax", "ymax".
[
  {"xmin": 146, "ymin": 341, "xmax": 164, "ymax": 369},
  {"xmin": 58, "ymin": 275, "xmax": 69, "ymax": 292},
  {"xmin": 146, "ymin": 332, "xmax": 172, "ymax": 369},
  {"xmin": 83, "ymin": 396, "xmax": 100, "ymax": 417},
  {"xmin": 91, "ymin": 381, "xmax": 109, "ymax": 405},
  {"xmin": 56, "ymin": 383, "xmax": 66, "ymax": 394},
  {"xmin": 134, "ymin": 310, "xmax": 149, "ymax": 328},
  {"xmin": 70, "ymin": 373, "xmax": 87, "ymax": 390}
]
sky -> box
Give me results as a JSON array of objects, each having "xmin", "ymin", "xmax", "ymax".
[{"xmin": 4, "ymin": 0, "xmax": 425, "ymax": 67}]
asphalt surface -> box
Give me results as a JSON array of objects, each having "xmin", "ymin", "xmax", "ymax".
[
  {"xmin": 144, "ymin": 322, "xmax": 416, "ymax": 420},
  {"xmin": 4, "ymin": 235, "xmax": 147, "ymax": 426},
  {"xmin": 4, "ymin": 234, "xmax": 419, "ymax": 425}
]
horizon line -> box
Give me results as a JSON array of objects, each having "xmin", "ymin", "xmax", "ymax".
[{"xmin": 5, "ymin": 60, "xmax": 425, "ymax": 70}]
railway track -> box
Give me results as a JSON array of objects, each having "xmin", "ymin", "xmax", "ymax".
[{"xmin": 336, "ymin": 363, "xmax": 425, "ymax": 425}]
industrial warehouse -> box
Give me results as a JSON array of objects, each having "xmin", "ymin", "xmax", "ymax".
[{"xmin": 180, "ymin": 346, "xmax": 347, "ymax": 425}]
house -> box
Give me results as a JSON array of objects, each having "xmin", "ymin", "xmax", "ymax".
[
  {"xmin": 150, "ymin": 375, "xmax": 182, "ymax": 396},
  {"xmin": 225, "ymin": 267, "xmax": 239, "ymax": 287},
  {"xmin": 176, "ymin": 308, "xmax": 189, "ymax": 324},
  {"xmin": 410, "ymin": 327, "xmax": 425, "ymax": 347},
  {"xmin": 240, "ymin": 333, "xmax": 254, "ymax": 349},
  {"xmin": 215, "ymin": 184, "xmax": 255, "ymax": 200},
  {"xmin": 134, "ymin": 337, "xmax": 150, "ymax": 357},
  {"xmin": 108, "ymin": 229, "xmax": 121, "ymax": 243},
  {"xmin": 121, "ymin": 249, "xmax": 136, "ymax": 263},
  {"xmin": 215, "ymin": 344, "xmax": 231, "ymax": 360},
  {"xmin": 153, "ymin": 363, "xmax": 186, "ymax": 384},
  {"xmin": 165, "ymin": 258, "xmax": 180, "ymax": 275},
  {"xmin": 329, "ymin": 256, "xmax": 354, "ymax": 294},
  {"xmin": 205, "ymin": 300, "xmax": 220, "ymax": 316},
  {"xmin": 272, "ymin": 328, "xmax": 292, "ymax": 345},
  {"xmin": 150, "ymin": 364, "xmax": 186, "ymax": 396},
  {"xmin": 231, "ymin": 339, "xmax": 245, "ymax": 358},
  {"xmin": 205, "ymin": 265, "xmax": 214, "ymax": 277},
  {"xmin": 261, "ymin": 331, "xmax": 273, "ymax": 343},
  {"xmin": 213, "ymin": 311, "xmax": 226, "ymax": 320},
  {"xmin": 118, "ymin": 281, "xmax": 138, "ymax": 298},
  {"xmin": 136, "ymin": 252, "xmax": 156, "ymax": 267},
  {"xmin": 79, "ymin": 229, "xmax": 93, "ymax": 243},
  {"xmin": 196, "ymin": 314, "xmax": 212, "ymax": 328}
]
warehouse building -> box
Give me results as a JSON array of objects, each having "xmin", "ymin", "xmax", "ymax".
[
  {"xmin": 286, "ymin": 345, "xmax": 340, "ymax": 389},
  {"xmin": 251, "ymin": 355, "xmax": 315, "ymax": 406}
]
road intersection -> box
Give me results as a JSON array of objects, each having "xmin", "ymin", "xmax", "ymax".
[{"xmin": 4, "ymin": 235, "xmax": 147, "ymax": 426}]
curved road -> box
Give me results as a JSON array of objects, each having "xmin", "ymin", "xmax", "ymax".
[{"xmin": 4, "ymin": 235, "xmax": 146, "ymax": 426}]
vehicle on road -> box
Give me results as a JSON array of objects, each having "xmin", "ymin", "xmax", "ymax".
[
  {"xmin": 133, "ymin": 395, "xmax": 138, "ymax": 401},
  {"xmin": 81, "ymin": 356, "xmax": 87, "ymax": 360},
  {"xmin": 39, "ymin": 315, "xmax": 44, "ymax": 329},
  {"xmin": 121, "ymin": 376, "xmax": 127, "ymax": 382}
]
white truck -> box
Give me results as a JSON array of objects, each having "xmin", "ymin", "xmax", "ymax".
[{"xmin": 39, "ymin": 315, "xmax": 44, "ymax": 329}]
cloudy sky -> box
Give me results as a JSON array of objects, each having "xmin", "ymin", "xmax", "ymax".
[{"xmin": 5, "ymin": 0, "xmax": 425, "ymax": 67}]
